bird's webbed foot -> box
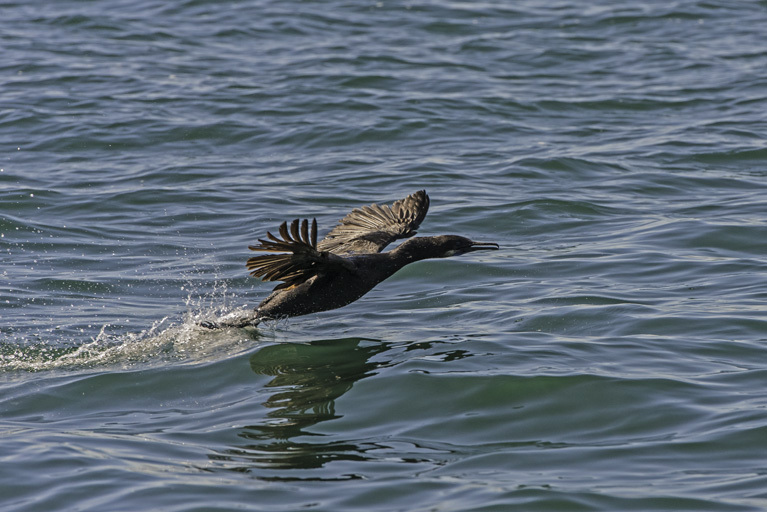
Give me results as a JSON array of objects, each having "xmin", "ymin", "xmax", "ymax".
[{"xmin": 198, "ymin": 314, "xmax": 260, "ymax": 329}]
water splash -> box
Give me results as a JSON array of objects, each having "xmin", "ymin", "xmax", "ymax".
[{"xmin": 0, "ymin": 284, "xmax": 262, "ymax": 374}]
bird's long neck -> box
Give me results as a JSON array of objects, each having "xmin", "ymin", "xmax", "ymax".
[
  {"xmin": 350, "ymin": 237, "xmax": 439, "ymax": 287},
  {"xmin": 390, "ymin": 237, "xmax": 443, "ymax": 264}
]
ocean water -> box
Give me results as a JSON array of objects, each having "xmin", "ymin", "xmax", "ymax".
[{"xmin": 2, "ymin": 0, "xmax": 767, "ymax": 510}]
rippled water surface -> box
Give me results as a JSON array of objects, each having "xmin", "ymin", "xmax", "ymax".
[{"xmin": 3, "ymin": 1, "xmax": 767, "ymax": 510}]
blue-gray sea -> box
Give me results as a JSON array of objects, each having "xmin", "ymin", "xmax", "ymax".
[{"xmin": 2, "ymin": 1, "xmax": 767, "ymax": 510}]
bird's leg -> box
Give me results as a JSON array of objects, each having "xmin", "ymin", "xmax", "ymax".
[{"xmin": 198, "ymin": 313, "xmax": 260, "ymax": 329}]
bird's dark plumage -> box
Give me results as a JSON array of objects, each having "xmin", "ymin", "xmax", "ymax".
[
  {"xmin": 317, "ymin": 189, "xmax": 429, "ymax": 255},
  {"xmin": 201, "ymin": 190, "xmax": 498, "ymax": 329}
]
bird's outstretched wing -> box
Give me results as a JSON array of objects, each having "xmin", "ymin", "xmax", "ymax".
[
  {"xmin": 317, "ymin": 190, "xmax": 430, "ymax": 255},
  {"xmin": 247, "ymin": 218, "xmax": 346, "ymax": 290}
]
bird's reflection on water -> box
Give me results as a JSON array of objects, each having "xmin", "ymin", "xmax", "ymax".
[{"xmin": 208, "ymin": 337, "xmax": 391, "ymax": 476}]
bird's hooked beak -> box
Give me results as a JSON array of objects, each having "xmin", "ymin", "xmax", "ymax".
[{"xmin": 467, "ymin": 241, "xmax": 500, "ymax": 252}]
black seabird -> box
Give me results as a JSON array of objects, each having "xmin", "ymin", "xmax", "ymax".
[{"xmin": 201, "ymin": 190, "xmax": 498, "ymax": 328}]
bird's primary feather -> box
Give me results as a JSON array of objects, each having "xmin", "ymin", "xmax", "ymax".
[{"xmin": 317, "ymin": 189, "xmax": 429, "ymax": 255}]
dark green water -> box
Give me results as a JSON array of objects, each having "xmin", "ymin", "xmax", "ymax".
[{"xmin": 2, "ymin": 1, "xmax": 767, "ymax": 510}]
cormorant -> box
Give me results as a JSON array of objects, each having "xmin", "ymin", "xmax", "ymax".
[{"xmin": 201, "ymin": 190, "xmax": 498, "ymax": 328}]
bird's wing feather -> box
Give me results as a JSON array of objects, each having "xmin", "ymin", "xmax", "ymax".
[
  {"xmin": 317, "ymin": 190, "xmax": 430, "ymax": 255},
  {"xmin": 246, "ymin": 218, "xmax": 350, "ymax": 290}
]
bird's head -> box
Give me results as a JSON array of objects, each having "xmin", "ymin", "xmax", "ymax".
[
  {"xmin": 396, "ymin": 235, "xmax": 499, "ymax": 260},
  {"xmin": 432, "ymin": 235, "xmax": 500, "ymax": 257}
]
